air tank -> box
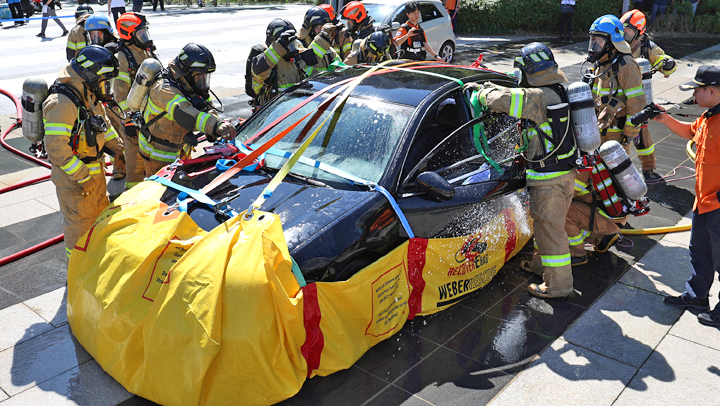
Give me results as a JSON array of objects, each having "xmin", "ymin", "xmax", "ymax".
[
  {"xmin": 598, "ymin": 140, "xmax": 647, "ymax": 200},
  {"xmin": 126, "ymin": 58, "xmax": 163, "ymax": 112},
  {"xmin": 21, "ymin": 78, "xmax": 49, "ymax": 143},
  {"xmin": 636, "ymin": 57, "xmax": 653, "ymax": 104},
  {"xmin": 567, "ymin": 81, "xmax": 601, "ymax": 153}
]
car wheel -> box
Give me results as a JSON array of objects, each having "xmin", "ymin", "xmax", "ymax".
[
  {"xmin": 333, "ymin": 257, "xmax": 374, "ymax": 281},
  {"xmin": 439, "ymin": 41, "xmax": 455, "ymax": 63}
]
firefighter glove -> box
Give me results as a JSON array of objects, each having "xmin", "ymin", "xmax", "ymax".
[
  {"xmin": 277, "ymin": 31, "xmax": 296, "ymax": 53},
  {"xmin": 320, "ymin": 23, "xmax": 338, "ymax": 39},
  {"xmin": 214, "ymin": 121, "xmax": 237, "ymax": 140},
  {"xmin": 463, "ymin": 82, "xmax": 481, "ymax": 93},
  {"xmin": 124, "ymin": 122, "xmax": 138, "ymax": 139},
  {"xmin": 661, "ymin": 58, "xmax": 675, "ymax": 73}
]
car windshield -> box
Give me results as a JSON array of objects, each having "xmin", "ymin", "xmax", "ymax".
[
  {"xmin": 364, "ymin": 3, "xmax": 395, "ymax": 25},
  {"xmin": 236, "ymin": 92, "xmax": 414, "ymax": 184}
]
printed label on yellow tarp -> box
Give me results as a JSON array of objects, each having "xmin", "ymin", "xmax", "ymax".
[{"xmin": 367, "ymin": 264, "xmax": 409, "ymax": 337}]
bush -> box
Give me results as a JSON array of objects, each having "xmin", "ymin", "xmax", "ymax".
[{"xmin": 456, "ymin": 0, "xmax": 621, "ymax": 35}]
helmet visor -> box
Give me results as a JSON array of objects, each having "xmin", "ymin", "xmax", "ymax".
[
  {"xmin": 588, "ymin": 35, "xmax": 608, "ymax": 55},
  {"xmin": 95, "ymin": 78, "xmax": 115, "ymax": 101},
  {"xmin": 623, "ymin": 26, "xmax": 638, "ymax": 44},
  {"xmin": 191, "ymin": 73, "xmax": 211, "ymax": 94},
  {"xmin": 88, "ymin": 30, "xmax": 107, "ymax": 45},
  {"xmin": 134, "ymin": 27, "xmax": 153, "ymax": 48},
  {"xmin": 342, "ymin": 19, "xmax": 353, "ymax": 31},
  {"xmin": 368, "ymin": 42, "xmax": 387, "ymax": 56}
]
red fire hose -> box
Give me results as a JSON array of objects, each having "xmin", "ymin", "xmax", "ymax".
[{"xmin": 0, "ymin": 87, "xmax": 64, "ymax": 265}]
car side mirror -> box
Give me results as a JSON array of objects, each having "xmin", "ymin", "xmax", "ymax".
[
  {"xmin": 392, "ymin": 21, "xmax": 400, "ymax": 31},
  {"xmin": 416, "ymin": 171, "xmax": 454, "ymax": 200}
]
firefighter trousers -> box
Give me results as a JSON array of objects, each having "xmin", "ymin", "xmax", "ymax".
[
  {"xmin": 106, "ymin": 112, "xmax": 126, "ymax": 178},
  {"xmin": 51, "ymin": 164, "xmax": 110, "ymax": 258},
  {"xmin": 528, "ymin": 176, "xmax": 575, "ymax": 296},
  {"xmin": 634, "ymin": 126, "xmax": 656, "ymax": 171},
  {"xmin": 565, "ymin": 201, "xmax": 624, "ymax": 257},
  {"xmin": 124, "ymin": 133, "xmax": 145, "ymax": 189}
]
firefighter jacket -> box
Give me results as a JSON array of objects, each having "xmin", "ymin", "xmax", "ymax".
[
  {"xmin": 115, "ymin": 42, "xmax": 154, "ymax": 113},
  {"xmin": 43, "ymin": 65, "xmax": 122, "ymax": 184},
  {"xmin": 591, "ymin": 53, "xmax": 645, "ymax": 140},
  {"xmin": 251, "ymin": 36, "xmax": 333, "ymax": 107},
  {"xmin": 139, "ymin": 61, "xmax": 220, "ymax": 165},
  {"xmin": 343, "ymin": 37, "xmax": 392, "ymax": 65},
  {"xmin": 475, "ymin": 66, "xmax": 576, "ymax": 185},
  {"xmin": 631, "ymin": 37, "xmax": 676, "ymax": 76},
  {"xmin": 331, "ymin": 28, "xmax": 354, "ymax": 61},
  {"xmin": 66, "ymin": 14, "xmax": 91, "ymax": 61},
  {"xmin": 353, "ymin": 18, "xmax": 375, "ymax": 41},
  {"xmin": 297, "ymin": 27, "xmax": 341, "ymax": 71}
]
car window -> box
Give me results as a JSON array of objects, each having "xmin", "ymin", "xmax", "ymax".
[
  {"xmin": 392, "ymin": 7, "xmax": 408, "ymax": 25},
  {"xmin": 419, "ymin": 2, "xmax": 443, "ymax": 23},
  {"xmin": 237, "ymin": 93, "xmax": 414, "ymax": 184},
  {"xmin": 401, "ymin": 90, "xmax": 521, "ymax": 188},
  {"xmin": 364, "ymin": 3, "xmax": 395, "ymax": 24}
]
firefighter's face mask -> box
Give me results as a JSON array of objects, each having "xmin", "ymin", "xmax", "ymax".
[
  {"xmin": 587, "ymin": 34, "xmax": 609, "ymax": 63},
  {"xmin": 342, "ymin": 18, "xmax": 354, "ymax": 32},
  {"xmin": 623, "ymin": 26, "xmax": 640, "ymax": 46},
  {"xmin": 134, "ymin": 27, "xmax": 154, "ymax": 49},
  {"xmin": 367, "ymin": 41, "xmax": 388, "ymax": 57},
  {"xmin": 94, "ymin": 78, "xmax": 115, "ymax": 102},
  {"xmin": 88, "ymin": 30, "xmax": 108, "ymax": 46},
  {"xmin": 190, "ymin": 72, "xmax": 211, "ymax": 94}
]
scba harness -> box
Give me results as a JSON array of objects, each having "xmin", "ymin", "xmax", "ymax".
[{"xmin": 522, "ymin": 83, "xmax": 580, "ymax": 172}]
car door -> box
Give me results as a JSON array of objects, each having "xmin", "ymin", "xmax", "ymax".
[
  {"xmin": 396, "ymin": 89, "xmax": 526, "ymax": 239},
  {"xmin": 418, "ymin": 1, "xmax": 446, "ymax": 52}
]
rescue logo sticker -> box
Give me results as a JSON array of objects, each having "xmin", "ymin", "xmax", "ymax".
[
  {"xmin": 366, "ymin": 263, "xmax": 409, "ymax": 337},
  {"xmin": 142, "ymin": 237, "xmax": 196, "ymax": 302}
]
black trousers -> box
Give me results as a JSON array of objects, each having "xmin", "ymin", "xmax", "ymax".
[
  {"xmin": 9, "ymin": 2, "xmax": 23, "ymax": 22},
  {"xmin": 559, "ymin": 12, "xmax": 574, "ymax": 38},
  {"xmin": 152, "ymin": 0, "xmax": 164, "ymax": 11}
]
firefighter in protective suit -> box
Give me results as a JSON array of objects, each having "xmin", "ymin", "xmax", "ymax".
[
  {"xmin": 251, "ymin": 19, "xmax": 335, "ymax": 108},
  {"xmin": 465, "ymin": 43, "xmax": 578, "ymax": 298},
  {"xmin": 344, "ymin": 31, "xmax": 392, "ymax": 65},
  {"xmin": 587, "ymin": 15, "xmax": 645, "ymax": 155},
  {"xmin": 621, "ymin": 9, "xmax": 677, "ymax": 179},
  {"xmin": 297, "ymin": 6, "xmax": 342, "ymax": 71},
  {"xmin": 113, "ymin": 12, "xmax": 156, "ymax": 189},
  {"xmin": 566, "ymin": 171, "xmax": 626, "ymax": 265},
  {"xmin": 66, "ymin": 5, "xmax": 93, "ymax": 61},
  {"xmin": 140, "ymin": 43, "xmax": 236, "ymax": 176},
  {"xmin": 319, "ymin": 3, "xmax": 354, "ymax": 61},
  {"xmin": 43, "ymin": 45, "xmax": 124, "ymax": 259}
]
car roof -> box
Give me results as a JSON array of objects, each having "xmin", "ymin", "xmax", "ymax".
[
  {"xmin": 363, "ymin": 0, "xmax": 440, "ymax": 6},
  {"xmin": 304, "ymin": 64, "xmax": 514, "ymax": 107}
]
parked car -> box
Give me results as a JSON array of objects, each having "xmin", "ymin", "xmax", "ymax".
[{"xmin": 364, "ymin": 0, "xmax": 457, "ymax": 62}]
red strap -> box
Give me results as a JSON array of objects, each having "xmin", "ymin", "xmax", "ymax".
[
  {"xmin": 300, "ymin": 283, "xmax": 324, "ymax": 377},
  {"xmin": 407, "ymin": 237, "xmax": 428, "ymax": 319}
]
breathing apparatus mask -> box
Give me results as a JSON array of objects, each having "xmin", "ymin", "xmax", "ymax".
[
  {"xmin": 587, "ymin": 34, "xmax": 611, "ymax": 63},
  {"xmin": 88, "ymin": 30, "xmax": 110, "ymax": 46},
  {"xmin": 188, "ymin": 72, "xmax": 211, "ymax": 95},
  {"xmin": 134, "ymin": 26, "xmax": 154, "ymax": 50},
  {"xmin": 91, "ymin": 78, "xmax": 115, "ymax": 102},
  {"xmin": 623, "ymin": 26, "xmax": 640, "ymax": 46},
  {"xmin": 342, "ymin": 18, "xmax": 355, "ymax": 32}
]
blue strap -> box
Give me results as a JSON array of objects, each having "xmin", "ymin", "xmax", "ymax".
[
  {"xmin": 148, "ymin": 175, "xmax": 218, "ymax": 211},
  {"xmin": 373, "ymin": 185, "xmax": 415, "ymax": 239},
  {"xmin": 291, "ymin": 257, "xmax": 307, "ymax": 287}
]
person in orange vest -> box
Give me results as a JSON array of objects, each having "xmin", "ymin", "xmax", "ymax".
[
  {"xmin": 443, "ymin": 0, "xmax": 459, "ymax": 33},
  {"xmin": 394, "ymin": 2, "xmax": 444, "ymax": 62}
]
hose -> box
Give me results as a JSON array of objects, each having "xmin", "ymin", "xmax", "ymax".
[
  {"xmin": 621, "ymin": 224, "xmax": 691, "ymax": 235},
  {"xmin": 686, "ymin": 139, "xmax": 696, "ymax": 162},
  {"xmin": 0, "ymin": 87, "xmax": 65, "ymax": 265}
]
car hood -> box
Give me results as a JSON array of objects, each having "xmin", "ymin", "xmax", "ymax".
[{"xmin": 183, "ymin": 171, "xmax": 375, "ymax": 251}]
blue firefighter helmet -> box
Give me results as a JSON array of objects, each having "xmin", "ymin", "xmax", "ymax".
[
  {"xmin": 588, "ymin": 15, "xmax": 631, "ymax": 61},
  {"xmin": 513, "ymin": 42, "xmax": 557, "ymax": 75}
]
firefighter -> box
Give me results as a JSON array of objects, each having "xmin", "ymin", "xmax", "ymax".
[
  {"xmin": 344, "ymin": 31, "xmax": 392, "ymax": 65},
  {"xmin": 113, "ymin": 12, "xmax": 156, "ymax": 189},
  {"xmin": 139, "ymin": 43, "xmax": 236, "ymax": 176},
  {"xmin": 394, "ymin": 1, "xmax": 444, "ymax": 62},
  {"xmin": 250, "ymin": 19, "xmax": 335, "ymax": 108},
  {"xmin": 586, "ymin": 15, "xmax": 645, "ymax": 158},
  {"xmin": 339, "ymin": 1, "xmax": 375, "ymax": 41},
  {"xmin": 66, "ymin": 5, "xmax": 94, "ymax": 61},
  {"xmin": 297, "ymin": 6, "xmax": 341, "ymax": 70},
  {"xmin": 318, "ymin": 3, "xmax": 355, "ymax": 61},
  {"xmin": 85, "ymin": 13, "xmax": 118, "ymax": 47},
  {"xmin": 621, "ymin": 9, "xmax": 677, "ymax": 180},
  {"xmin": 566, "ymin": 171, "xmax": 625, "ymax": 264},
  {"xmin": 43, "ymin": 45, "xmax": 124, "ymax": 258},
  {"xmin": 464, "ymin": 43, "xmax": 577, "ymax": 298}
]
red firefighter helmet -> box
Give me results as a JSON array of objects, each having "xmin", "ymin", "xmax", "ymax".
[
  {"xmin": 116, "ymin": 12, "xmax": 153, "ymax": 49},
  {"xmin": 319, "ymin": 4, "xmax": 336, "ymax": 21},
  {"xmin": 341, "ymin": 1, "xmax": 367, "ymax": 23},
  {"xmin": 621, "ymin": 9, "xmax": 647, "ymax": 36}
]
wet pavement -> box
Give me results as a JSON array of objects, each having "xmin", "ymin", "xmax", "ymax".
[{"xmin": 0, "ymin": 27, "xmax": 719, "ymax": 406}]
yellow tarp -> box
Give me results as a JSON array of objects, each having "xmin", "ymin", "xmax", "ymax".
[{"xmin": 67, "ymin": 181, "xmax": 531, "ymax": 406}]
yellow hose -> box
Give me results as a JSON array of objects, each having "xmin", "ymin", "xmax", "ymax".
[
  {"xmin": 621, "ymin": 224, "xmax": 691, "ymax": 235},
  {"xmin": 687, "ymin": 140, "xmax": 696, "ymax": 162}
]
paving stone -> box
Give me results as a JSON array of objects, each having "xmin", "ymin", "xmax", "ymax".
[
  {"xmin": 661, "ymin": 211, "xmax": 692, "ymax": 247},
  {"xmin": 363, "ymin": 385, "xmax": 433, "ymax": 406},
  {"xmin": 0, "ymin": 256, "xmax": 67, "ymax": 311},
  {"xmin": 0, "ymin": 182, "xmax": 56, "ymax": 209},
  {"xmin": 393, "ymin": 346, "xmax": 515, "ymax": 406},
  {"xmin": 284, "ymin": 365, "xmax": 393, "ymax": 406},
  {"xmin": 614, "ymin": 334, "xmax": 720, "ymax": 405},
  {"xmin": 668, "ymin": 311, "xmax": 720, "ymax": 353},
  {"xmin": 402, "ymin": 301, "xmax": 482, "ymax": 345},
  {"xmin": 619, "ymin": 239, "xmax": 692, "ymax": 296},
  {"xmin": 4, "ymin": 211, "xmax": 64, "ymax": 243},
  {"xmin": 0, "ymin": 228, "xmax": 24, "ymax": 252},
  {"xmin": 23, "ymin": 287, "xmax": 67, "ymax": 328},
  {"xmin": 561, "ymin": 284, "xmax": 682, "ymax": 368},
  {"xmin": 0, "ymin": 303, "xmax": 53, "ymax": 352},
  {"xmin": 0, "ymin": 360, "xmax": 133, "ymax": 406},
  {"xmin": 37, "ymin": 194, "xmax": 61, "ymax": 211},
  {"xmin": 354, "ymin": 330, "xmax": 438, "ymax": 383},
  {"xmin": 487, "ymin": 340, "xmax": 636, "ymax": 406},
  {"xmin": 0, "ymin": 199, "xmax": 55, "ymax": 228}
]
